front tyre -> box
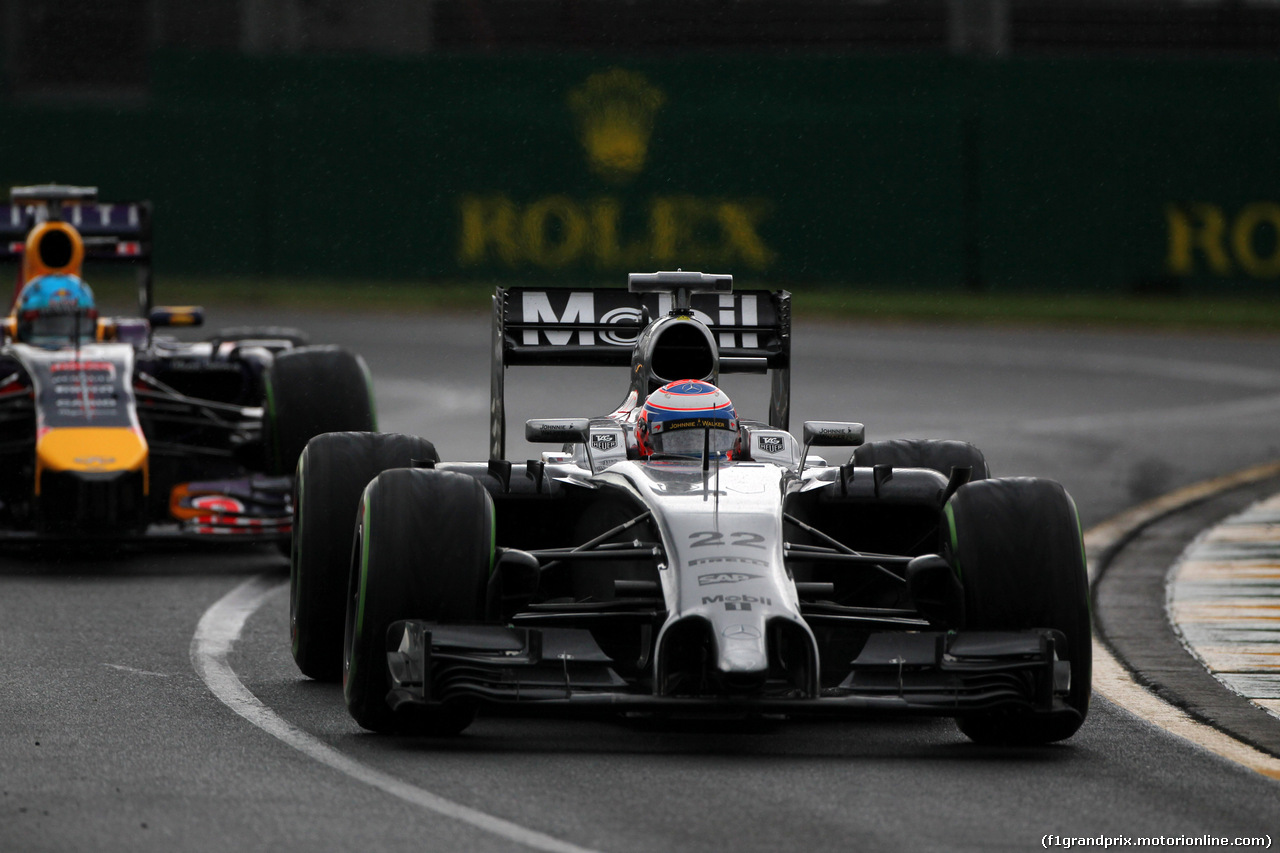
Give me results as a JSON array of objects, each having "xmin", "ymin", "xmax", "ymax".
[
  {"xmin": 344, "ymin": 468, "xmax": 494, "ymax": 735},
  {"xmin": 945, "ymin": 477, "xmax": 1091, "ymax": 745},
  {"xmin": 290, "ymin": 431, "xmax": 439, "ymax": 681}
]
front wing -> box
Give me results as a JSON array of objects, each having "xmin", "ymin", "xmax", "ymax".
[
  {"xmin": 384, "ymin": 621, "xmax": 1077, "ymax": 721},
  {"xmin": 0, "ymin": 475, "xmax": 291, "ymax": 545}
]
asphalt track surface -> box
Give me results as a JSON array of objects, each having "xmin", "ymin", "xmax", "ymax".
[{"xmin": 5, "ymin": 307, "xmax": 1280, "ymax": 852}]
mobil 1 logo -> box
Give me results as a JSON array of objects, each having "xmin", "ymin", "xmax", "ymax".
[{"xmin": 702, "ymin": 594, "xmax": 772, "ymax": 612}]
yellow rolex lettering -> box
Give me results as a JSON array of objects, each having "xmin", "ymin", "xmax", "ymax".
[
  {"xmin": 589, "ymin": 196, "xmax": 652, "ymax": 269},
  {"xmin": 522, "ymin": 196, "xmax": 588, "ymax": 269},
  {"xmin": 677, "ymin": 197, "xmax": 726, "ymax": 262},
  {"xmin": 1231, "ymin": 202, "xmax": 1280, "ymax": 278},
  {"xmin": 1165, "ymin": 202, "xmax": 1232, "ymax": 276},
  {"xmin": 717, "ymin": 200, "xmax": 775, "ymax": 270},
  {"xmin": 589, "ymin": 197, "xmax": 624, "ymax": 267},
  {"xmin": 458, "ymin": 193, "xmax": 774, "ymax": 271},
  {"xmin": 458, "ymin": 195, "xmax": 521, "ymax": 266},
  {"xmin": 649, "ymin": 196, "xmax": 680, "ymax": 262}
]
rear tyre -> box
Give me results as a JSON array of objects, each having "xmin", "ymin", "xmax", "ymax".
[
  {"xmin": 291, "ymin": 432, "xmax": 439, "ymax": 681},
  {"xmin": 265, "ymin": 346, "xmax": 376, "ymax": 476},
  {"xmin": 344, "ymin": 468, "xmax": 493, "ymax": 735},
  {"xmin": 851, "ymin": 438, "xmax": 990, "ymax": 480},
  {"xmin": 944, "ymin": 477, "xmax": 1091, "ymax": 745}
]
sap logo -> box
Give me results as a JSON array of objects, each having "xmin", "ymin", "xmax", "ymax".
[
  {"xmin": 591, "ymin": 432, "xmax": 619, "ymax": 452},
  {"xmin": 698, "ymin": 572, "xmax": 761, "ymax": 586},
  {"xmin": 757, "ymin": 435, "xmax": 785, "ymax": 455}
]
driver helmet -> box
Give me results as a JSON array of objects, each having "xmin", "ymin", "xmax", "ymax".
[
  {"xmin": 636, "ymin": 379, "xmax": 739, "ymax": 458},
  {"xmin": 14, "ymin": 274, "xmax": 97, "ymax": 347}
]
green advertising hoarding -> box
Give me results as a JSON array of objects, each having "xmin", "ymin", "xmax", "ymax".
[
  {"xmin": 0, "ymin": 52, "xmax": 1276, "ymax": 294},
  {"xmin": 974, "ymin": 60, "xmax": 1280, "ymax": 294}
]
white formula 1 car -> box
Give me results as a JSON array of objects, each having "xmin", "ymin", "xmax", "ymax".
[{"xmin": 290, "ymin": 271, "xmax": 1090, "ymax": 745}]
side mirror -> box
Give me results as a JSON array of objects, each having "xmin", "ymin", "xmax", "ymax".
[
  {"xmin": 802, "ymin": 421, "xmax": 865, "ymax": 447},
  {"xmin": 149, "ymin": 306, "xmax": 205, "ymax": 328},
  {"xmin": 525, "ymin": 418, "xmax": 590, "ymax": 443}
]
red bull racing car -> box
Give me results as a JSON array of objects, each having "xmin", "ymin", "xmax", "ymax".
[
  {"xmin": 0, "ymin": 185, "xmax": 374, "ymax": 543},
  {"xmin": 290, "ymin": 271, "xmax": 1091, "ymax": 745}
]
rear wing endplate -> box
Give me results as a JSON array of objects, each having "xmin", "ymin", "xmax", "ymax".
[{"xmin": 490, "ymin": 285, "xmax": 791, "ymax": 461}]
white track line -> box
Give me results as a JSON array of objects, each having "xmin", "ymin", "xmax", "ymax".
[
  {"xmin": 1087, "ymin": 460, "xmax": 1280, "ymax": 781},
  {"xmin": 1091, "ymin": 639, "xmax": 1280, "ymax": 780},
  {"xmin": 190, "ymin": 575, "xmax": 602, "ymax": 853}
]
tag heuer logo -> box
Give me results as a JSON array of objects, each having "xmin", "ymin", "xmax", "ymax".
[
  {"xmin": 698, "ymin": 572, "xmax": 761, "ymax": 586},
  {"xmin": 757, "ymin": 435, "xmax": 785, "ymax": 454},
  {"xmin": 591, "ymin": 433, "xmax": 619, "ymax": 452}
]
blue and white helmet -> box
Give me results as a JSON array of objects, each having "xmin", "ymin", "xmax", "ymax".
[
  {"xmin": 15, "ymin": 273, "xmax": 97, "ymax": 347},
  {"xmin": 636, "ymin": 379, "xmax": 739, "ymax": 458}
]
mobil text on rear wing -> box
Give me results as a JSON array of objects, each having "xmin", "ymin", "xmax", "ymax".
[{"xmin": 489, "ymin": 281, "xmax": 791, "ymax": 460}]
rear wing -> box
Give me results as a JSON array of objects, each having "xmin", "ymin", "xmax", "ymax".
[
  {"xmin": 1, "ymin": 185, "xmax": 154, "ymax": 314},
  {"xmin": 490, "ymin": 284, "xmax": 791, "ymax": 460}
]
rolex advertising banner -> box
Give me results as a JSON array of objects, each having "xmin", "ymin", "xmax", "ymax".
[
  {"xmin": 216, "ymin": 56, "xmax": 967, "ymax": 287},
  {"xmin": 0, "ymin": 53, "xmax": 1278, "ymax": 294}
]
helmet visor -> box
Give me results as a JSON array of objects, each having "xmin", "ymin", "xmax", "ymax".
[
  {"xmin": 19, "ymin": 310, "xmax": 96, "ymax": 347},
  {"xmin": 651, "ymin": 422, "xmax": 737, "ymax": 456}
]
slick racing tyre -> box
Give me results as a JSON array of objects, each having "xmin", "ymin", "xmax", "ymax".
[
  {"xmin": 291, "ymin": 431, "xmax": 439, "ymax": 681},
  {"xmin": 344, "ymin": 468, "xmax": 493, "ymax": 735},
  {"xmin": 265, "ymin": 345, "xmax": 376, "ymax": 476},
  {"xmin": 851, "ymin": 439, "xmax": 990, "ymax": 481},
  {"xmin": 944, "ymin": 477, "xmax": 1091, "ymax": 745}
]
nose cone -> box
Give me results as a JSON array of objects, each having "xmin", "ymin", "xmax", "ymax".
[
  {"xmin": 714, "ymin": 617, "xmax": 769, "ymax": 694},
  {"xmin": 37, "ymin": 427, "xmax": 148, "ymax": 484}
]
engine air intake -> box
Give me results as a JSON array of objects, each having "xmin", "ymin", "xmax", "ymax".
[{"xmin": 650, "ymin": 321, "xmax": 716, "ymax": 385}]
